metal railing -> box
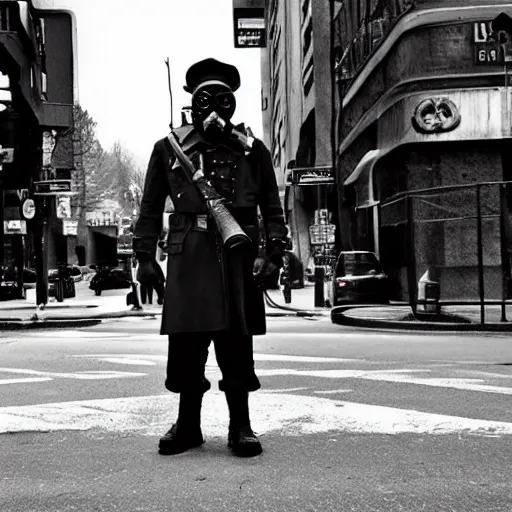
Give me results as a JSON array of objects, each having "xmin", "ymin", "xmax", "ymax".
[{"xmin": 378, "ymin": 181, "xmax": 512, "ymax": 324}]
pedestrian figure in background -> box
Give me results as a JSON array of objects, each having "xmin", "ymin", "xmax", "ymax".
[
  {"xmin": 280, "ymin": 253, "xmax": 292, "ymax": 304},
  {"xmin": 137, "ymin": 254, "xmax": 165, "ymax": 306},
  {"xmin": 133, "ymin": 58, "xmax": 287, "ymax": 458},
  {"xmin": 140, "ymin": 283, "xmax": 154, "ymax": 305}
]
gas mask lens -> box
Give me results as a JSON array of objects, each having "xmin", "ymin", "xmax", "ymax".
[
  {"xmin": 215, "ymin": 92, "xmax": 235, "ymax": 110},
  {"xmin": 193, "ymin": 90, "xmax": 235, "ymax": 111},
  {"xmin": 194, "ymin": 91, "xmax": 212, "ymax": 110}
]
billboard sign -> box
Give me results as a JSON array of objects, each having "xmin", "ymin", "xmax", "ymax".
[
  {"xmin": 233, "ymin": 8, "xmax": 266, "ymax": 48},
  {"xmin": 290, "ymin": 166, "xmax": 335, "ymax": 186}
]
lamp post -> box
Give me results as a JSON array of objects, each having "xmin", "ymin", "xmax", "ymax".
[{"xmin": 492, "ymin": 13, "xmax": 512, "ymax": 321}]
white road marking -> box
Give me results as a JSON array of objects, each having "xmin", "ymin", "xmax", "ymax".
[
  {"xmin": 263, "ymin": 387, "xmax": 309, "ymax": 393},
  {"xmin": 87, "ymin": 357, "xmax": 157, "ymax": 366},
  {"xmin": 72, "ymin": 353, "xmax": 361, "ymax": 365},
  {"xmin": 0, "ymin": 378, "xmax": 53, "ymax": 385},
  {"xmin": 255, "ymin": 368, "xmax": 512, "ymax": 395},
  {"xmin": 33, "ymin": 331, "xmax": 129, "ymax": 338},
  {"xmin": 315, "ymin": 389, "xmax": 353, "ymax": 394},
  {"xmin": 253, "ymin": 354, "xmax": 361, "ymax": 363},
  {"xmin": 0, "ymin": 368, "xmax": 146, "ymax": 380},
  {"xmin": 1, "ymin": 392, "xmax": 511, "ymax": 437}
]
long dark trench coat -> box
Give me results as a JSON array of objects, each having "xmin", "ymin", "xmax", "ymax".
[{"xmin": 133, "ymin": 126, "xmax": 287, "ymax": 336}]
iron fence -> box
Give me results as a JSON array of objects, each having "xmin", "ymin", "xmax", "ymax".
[{"xmin": 379, "ymin": 181, "xmax": 512, "ymax": 324}]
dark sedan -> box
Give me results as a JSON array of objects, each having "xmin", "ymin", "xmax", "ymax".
[
  {"xmin": 89, "ymin": 266, "xmax": 131, "ymax": 296},
  {"xmin": 328, "ymin": 251, "xmax": 389, "ymax": 307}
]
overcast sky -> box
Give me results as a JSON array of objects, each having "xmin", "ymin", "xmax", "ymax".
[{"xmin": 41, "ymin": 0, "xmax": 263, "ymax": 167}]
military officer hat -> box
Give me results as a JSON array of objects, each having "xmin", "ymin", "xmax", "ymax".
[{"xmin": 184, "ymin": 58, "xmax": 241, "ymax": 93}]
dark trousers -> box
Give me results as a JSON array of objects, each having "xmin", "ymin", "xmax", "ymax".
[
  {"xmin": 165, "ymin": 332, "xmax": 261, "ymax": 394},
  {"xmin": 141, "ymin": 285, "xmax": 153, "ymax": 305}
]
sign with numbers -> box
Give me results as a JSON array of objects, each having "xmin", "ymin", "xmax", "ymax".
[{"xmin": 473, "ymin": 21, "xmax": 503, "ymax": 65}]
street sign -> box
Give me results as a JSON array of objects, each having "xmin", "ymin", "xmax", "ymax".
[
  {"xmin": 63, "ymin": 220, "xmax": 78, "ymax": 236},
  {"xmin": 473, "ymin": 21, "xmax": 504, "ymax": 65},
  {"xmin": 291, "ymin": 166, "xmax": 335, "ymax": 186},
  {"xmin": 21, "ymin": 198, "xmax": 36, "ymax": 220},
  {"xmin": 34, "ymin": 180, "xmax": 72, "ymax": 195},
  {"xmin": 3, "ymin": 220, "xmax": 27, "ymax": 235},
  {"xmin": 56, "ymin": 196, "xmax": 71, "ymax": 219}
]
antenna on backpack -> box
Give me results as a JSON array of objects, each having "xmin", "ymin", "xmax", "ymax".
[{"xmin": 164, "ymin": 57, "xmax": 173, "ymax": 130}]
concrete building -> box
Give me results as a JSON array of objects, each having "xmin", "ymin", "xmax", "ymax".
[
  {"xmin": 0, "ymin": 1, "xmax": 76, "ymax": 302},
  {"xmin": 333, "ymin": 0, "xmax": 512, "ymax": 303},
  {"xmin": 261, "ymin": 0, "xmax": 337, "ymax": 268}
]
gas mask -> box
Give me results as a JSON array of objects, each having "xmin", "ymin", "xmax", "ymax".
[{"xmin": 191, "ymin": 82, "xmax": 236, "ymax": 136}]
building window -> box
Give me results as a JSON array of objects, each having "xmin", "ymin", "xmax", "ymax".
[
  {"xmin": 271, "ymin": 27, "xmax": 281, "ymax": 68},
  {"xmin": 41, "ymin": 72, "xmax": 48, "ymax": 101},
  {"xmin": 302, "ymin": 19, "xmax": 313, "ymax": 58},
  {"xmin": 0, "ymin": 4, "xmax": 13, "ymax": 31},
  {"xmin": 302, "ymin": 56, "xmax": 313, "ymax": 82},
  {"xmin": 271, "ymin": 61, "xmax": 281, "ymax": 98},
  {"xmin": 304, "ymin": 71, "xmax": 314, "ymax": 96}
]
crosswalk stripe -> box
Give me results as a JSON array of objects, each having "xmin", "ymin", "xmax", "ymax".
[
  {"xmin": 254, "ymin": 368, "xmax": 512, "ymax": 395},
  {"xmin": 1, "ymin": 391, "xmax": 511, "ymax": 437},
  {"xmin": 0, "ymin": 368, "xmax": 146, "ymax": 380},
  {"xmin": 0, "ymin": 378, "xmax": 53, "ymax": 385}
]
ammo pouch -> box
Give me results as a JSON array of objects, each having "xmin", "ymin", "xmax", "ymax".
[
  {"xmin": 167, "ymin": 213, "xmax": 192, "ymax": 255},
  {"xmin": 166, "ymin": 212, "xmax": 213, "ymax": 255}
]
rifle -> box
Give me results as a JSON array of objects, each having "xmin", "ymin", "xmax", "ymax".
[{"xmin": 166, "ymin": 132, "xmax": 251, "ymax": 250}]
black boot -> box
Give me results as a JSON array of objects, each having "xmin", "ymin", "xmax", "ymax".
[
  {"xmin": 159, "ymin": 392, "xmax": 204, "ymax": 455},
  {"xmin": 225, "ymin": 391, "xmax": 262, "ymax": 457}
]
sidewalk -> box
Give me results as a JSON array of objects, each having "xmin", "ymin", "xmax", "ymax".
[
  {"xmin": 5, "ymin": 279, "xmax": 509, "ymax": 331},
  {"xmin": 332, "ymin": 303, "xmax": 512, "ymax": 331},
  {"xmin": 0, "ymin": 281, "xmax": 330, "ymax": 329},
  {"xmin": 264, "ymin": 284, "xmax": 330, "ymax": 317},
  {"xmin": 0, "ymin": 281, "xmax": 160, "ymax": 330}
]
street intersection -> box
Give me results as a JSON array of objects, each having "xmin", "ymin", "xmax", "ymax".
[{"xmin": 1, "ymin": 316, "xmax": 512, "ymax": 511}]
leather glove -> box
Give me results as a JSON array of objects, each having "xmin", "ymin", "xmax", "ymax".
[
  {"xmin": 253, "ymin": 240, "xmax": 285, "ymax": 290},
  {"xmin": 136, "ymin": 258, "xmax": 163, "ymax": 288}
]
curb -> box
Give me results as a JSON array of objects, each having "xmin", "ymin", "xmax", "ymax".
[
  {"xmin": 0, "ymin": 308, "xmax": 326, "ymax": 329},
  {"xmin": 266, "ymin": 310, "xmax": 326, "ymax": 317},
  {"xmin": 331, "ymin": 306, "xmax": 512, "ymax": 332},
  {"xmin": 39, "ymin": 310, "xmax": 161, "ymax": 321},
  {"xmin": 0, "ymin": 319, "xmax": 103, "ymax": 330}
]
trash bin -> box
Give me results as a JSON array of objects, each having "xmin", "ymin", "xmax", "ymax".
[{"xmin": 417, "ymin": 270, "xmax": 440, "ymax": 314}]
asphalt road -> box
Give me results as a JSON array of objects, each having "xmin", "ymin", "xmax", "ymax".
[{"xmin": 1, "ymin": 317, "xmax": 512, "ymax": 511}]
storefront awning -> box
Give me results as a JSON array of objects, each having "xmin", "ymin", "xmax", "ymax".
[{"xmin": 343, "ymin": 150, "xmax": 382, "ymax": 208}]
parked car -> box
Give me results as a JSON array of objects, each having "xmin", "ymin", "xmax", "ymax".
[
  {"xmin": 68, "ymin": 265, "xmax": 83, "ymax": 283},
  {"xmin": 89, "ymin": 265, "xmax": 131, "ymax": 296},
  {"xmin": 0, "ymin": 267, "xmax": 25, "ymax": 300},
  {"xmin": 22, "ymin": 268, "xmax": 37, "ymax": 289},
  {"xmin": 328, "ymin": 251, "xmax": 389, "ymax": 307},
  {"xmin": 48, "ymin": 267, "xmax": 76, "ymax": 301}
]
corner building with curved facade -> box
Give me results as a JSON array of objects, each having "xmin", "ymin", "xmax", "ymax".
[{"xmin": 335, "ymin": 0, "xmax": 512, "ymax": 303}]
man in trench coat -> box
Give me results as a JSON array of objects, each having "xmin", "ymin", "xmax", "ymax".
[{"xmin": 133, "ymin": 58, "xmax": 287, "ymax": 457}]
